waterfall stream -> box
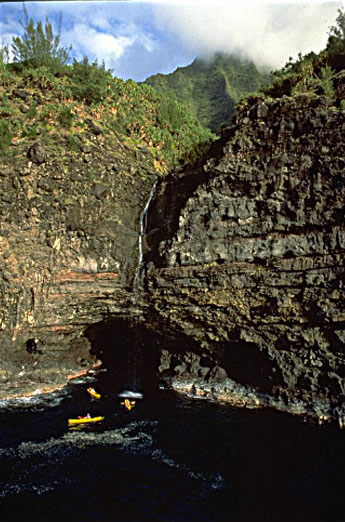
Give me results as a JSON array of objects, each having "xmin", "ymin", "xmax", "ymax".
[
  {"xmin": 133, "ymin": 179, "xmax": 158, "ymax": 294},
  {"xmin": 128, "ymin": 179, "xmax": 158, "ymax": 392}
]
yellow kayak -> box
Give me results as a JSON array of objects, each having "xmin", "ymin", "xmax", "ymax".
[
  {"xmin": 68, "ymin": 416, "xmax": 104, "ymax": 426},
  {"xmin": 121, "ymin": 399, "xmax": 136, "ymax": 411},
  {"xmin": 87, "ymin": 387, "xmax": 101, "ymax": 399}
]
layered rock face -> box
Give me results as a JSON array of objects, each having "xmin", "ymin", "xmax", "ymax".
[
  {"xmin": 145, "ymin": 93, "xmax": 345, "ymax": 422},
  {"xmin": 0, "ymin": 128, "xmax": 157, "ymax": 397},
  {"xmin": 2, "ymin": 80, "xmax": 345, "ymax": 425}
]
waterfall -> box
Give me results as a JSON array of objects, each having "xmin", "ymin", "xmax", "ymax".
[
  {"xmin": 127, "ymin": 179, "xmax": 158, "ymax": 393},
  {"xmin": 133, "ymin": 179, "xmax": 158, "ymax": 294}
]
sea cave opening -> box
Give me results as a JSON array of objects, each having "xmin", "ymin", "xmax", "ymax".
[{"xmin": 84, "ymin": 317, "xmax": 161, "ymax": 398}]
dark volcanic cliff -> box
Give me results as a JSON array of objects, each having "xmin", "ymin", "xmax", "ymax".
[
  {"xmin": 0, "ymin": 65, "xmax": 213, "ymax": 399},
  {"xmin": 1, "ymin": 71, "xmax": 345, "ymax": 426},
  {"xmin": 144, "ymin": 90, "xmax": 345, "ymax": 424},
  {"xmin": 0, "ymin": 122, "xmax": 158, "ymax": 396}
]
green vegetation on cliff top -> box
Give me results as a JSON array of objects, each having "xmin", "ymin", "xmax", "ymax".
[
  {"xmin": 0, "ymin": 61, "xmax": 214, "ymax": 171},
  {"xmin": 238, "ymin": 8, "xmax": 345, "ymax": 111},
  {"xmin": 0, "ymin": 8, "xmax": 214, "ymax": 172},
  {"xmin": 144, "ymin": 53, "xmax": 269, "ymax": 132},
  {"xmin": 1, "ymin": 6, "xmax": 344, "ymax": 168}
]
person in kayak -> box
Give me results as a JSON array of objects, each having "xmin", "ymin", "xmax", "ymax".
[
  {"xmin": 87, "ymin": 387, "xmax": 101, "ymax": 399},
  {"xmin": 121, "ymin": 399, "xmax": 135, "ymax": 411},
  {"xmin": 78, "ymin": 413, "xmax": 91, "ymax": 419}
]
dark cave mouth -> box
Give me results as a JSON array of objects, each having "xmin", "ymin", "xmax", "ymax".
[
  {"xmin": 84, "ymin": 318, "xmax": 162, "ymax": 397},
  {"xmin": 84, "ymin": 318, "xmax": 284, "ymax": 400},
  {"xmin": 83, "ymin": 317, "xmax": 212, "ymax": 397}
]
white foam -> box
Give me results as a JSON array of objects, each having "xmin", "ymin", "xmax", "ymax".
[
  {"xmin": 0, "ymin": 388, "xmax": 67, "ymax": 411},
  {"xmin": 117, "ymin": 391, "xmax": 143, "ymax": 399}
]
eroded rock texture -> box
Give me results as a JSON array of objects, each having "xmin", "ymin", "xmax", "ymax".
[
  {"xmin": 1, "ymin": 84, "xmax": 345, "ymax": 425},
  {"xmin": 145, "ymin": 93, "xmax": 345, "ymax": 422},
  {"xmin": 0, "ymin": 131, "xmax": 157, "ymax": 396}
]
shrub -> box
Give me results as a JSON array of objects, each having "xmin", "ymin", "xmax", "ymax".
[
  {"xmin": 326, "ymin": 8, "xmax": 345, "ymax": 56},
  {"xmin": 27, "ymin": 100, "xmax": 38, "ymax": 119},
  {"xmin": 11, "ymin": 5, "xmax": 71, "ymax": 73},
  {"xmin": 58, "ymin": 105, "xmax": 75, "ymax": 128},
  {"xmin": 0, "ymin": 43, "xmax": 9, "ymax": 71},
  {"xmin": 68, "ymin": 57, "xmax": 112, "ymax": 104},
  {"xmin": 157, "ymin": 91, "xmax": 185, "ymax": 132},
  {"xmin": 0, "ymin": 92, "xmax": 12, "ymax": 116},
  {"xmin": 314, "ymin": 66, "xmax": 335, "ymax": 98},
  {"xmin": 0, "ymin": 121, "xmax": 13, "ymax": 150}
]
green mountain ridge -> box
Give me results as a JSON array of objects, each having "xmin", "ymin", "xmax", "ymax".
[{"xmin": 144, "ymin": 52, "xmax": 269, "ymax": 132}]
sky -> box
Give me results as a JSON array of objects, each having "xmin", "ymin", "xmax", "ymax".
[{"xmin": 0, "ymin": 0, "xmax": 344, "ymax": 82}]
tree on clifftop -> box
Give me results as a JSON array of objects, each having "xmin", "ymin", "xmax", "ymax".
[
  {"xmin": 11, "ymin": 5, "xmax": 71, "ymax": 70},
  {"xmin": 326, "ymin": 8, "xmax": 345, "ymax": 55},
  {"xmin": 0, "ymin": 43, "xmax": 9, "ymax": 71}
]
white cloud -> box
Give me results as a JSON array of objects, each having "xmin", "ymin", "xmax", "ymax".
[
  {"xmin": 1, "ymin": 1, "xmax": 343, "ymax": 80},
  {"xmin": 152, "ymin": 2, "xmax": 343, "ymax": 70},
  {"xmin": 62, "ymin": 23, "xmax": 135, "ymax": 63}
]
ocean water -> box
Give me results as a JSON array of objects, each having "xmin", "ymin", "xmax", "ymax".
[{"xmin": 0, "ymin": 374, "xmax": 345, "ymax": 522}]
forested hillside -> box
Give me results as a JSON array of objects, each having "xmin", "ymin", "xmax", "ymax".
[{"xmin": 144, "ymin": 53, "xmax": 269, "ymax": 132}]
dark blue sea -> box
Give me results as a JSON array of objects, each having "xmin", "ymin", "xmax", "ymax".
[{"xmin": 0, "ymin": 371, "xmax": 345, "ymax": 522}]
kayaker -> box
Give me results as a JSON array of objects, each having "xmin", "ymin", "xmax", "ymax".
[
  {"xmin": 78, "ymin": 413, "xmax": 91, "ymax": 419},
  {"xmin": 87, "ymin": 387, "xmax": 101, "ymax": 399},
  {"xmin": 121, "ymin": 399, "xmax": 135, "ymax": 411}
]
